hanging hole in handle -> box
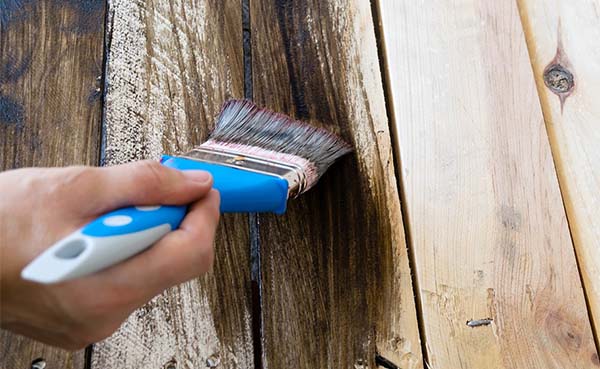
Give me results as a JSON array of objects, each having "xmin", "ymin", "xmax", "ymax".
[{"xmin": 54, "ymin": 239, "xmax": 88, "ymax": 259}]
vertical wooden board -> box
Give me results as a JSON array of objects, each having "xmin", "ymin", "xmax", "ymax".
[
  {"xmin": 0, "ymin": 0, "xmax": 104, "ymax": 169},
  {"xmin": 517, "ymin": 0, "xmax": 600, "ymax": 339},
  {"xmin": 377, "ymin": 0, "xmax": 598, "ymax": 368},
  {"xmin": 91, "ymin": 1, "xmax": 253, "ymax": 368},
  {"xmin": 251, "ymin": 1, "xmax": 422, "ymax": 368},
  {"xmin": 0, "ymin": 0, "xmax": 105, "ymax": 368}
]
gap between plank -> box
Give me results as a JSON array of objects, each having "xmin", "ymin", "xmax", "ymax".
[
  {"xmin": 369, "ymin": 1, "xmax": 430, "ymax": 367},
  {"xmin": 86, "ymin": 1, "xmax": 112, "ymax": 367},
  {"xmin": 243, "ymin": 0, "xmax": 264, "ymax": 368},
  {"xmin": 515, "ymin": 1, "xmax": 600, "ymax": 354},
  {"xmin": 84, "ymin": 345, "xmax": 93, "ymax": 369},
  {"xmin": 99, "ymin": 0, "xmax": 113, "ymax": 167}
]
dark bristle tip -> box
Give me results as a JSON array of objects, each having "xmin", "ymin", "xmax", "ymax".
[{"xmin": 210, "ymin": 99, "xmax": 352, "ymax": 177}]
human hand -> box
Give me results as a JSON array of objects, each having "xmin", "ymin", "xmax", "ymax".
[{"xmin": 0, "ymin": 160, "xmax": 220, "ymax": 349}]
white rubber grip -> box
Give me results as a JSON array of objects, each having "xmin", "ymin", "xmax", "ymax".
[{"xmin": 21, "ymin": 224, "xmax": 171, "ymax": 284}]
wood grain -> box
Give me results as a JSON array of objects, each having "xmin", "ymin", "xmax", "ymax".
[
  {"xmin": 0, "ymin": 0, "xmax": 104, "ymax": 169},
  {"xmin": 517, "ymin": 0, "xmax": 600, "ymax": 340},
  {"xmin": 0, "ymin": 0, "xmax": 105, "ymax": 367},
  {"xmin": 377, "ymin": 0, "xmax": 598, "ymax": 368},
  {"xmin": 251, "ymin": 1, "xmax": 422, "ymax": 368},
  {"xmin": 91, "ymin": 1, "xmax": 253, "ymax": 368}
]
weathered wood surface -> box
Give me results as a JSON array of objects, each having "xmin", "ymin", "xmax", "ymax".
[
  {"xmin": 518, "ymin": 0, "xmax": 600, "ymax": 339},
  {"xmin": 251, "ymin": 1, "xmax": 422, "ymax": 368},
  {"xmin": 91, "ymin": 1, "xmax": 254, "ymax": 368},
  {"xmin": 5, "ymin": 1, "xmax": 600, "ymax": 368},
  {"xmin": 377, "ymin": 0, "xmax": 598, "ymax": 368},
  {"xmin": 0, "ymin": 0, "xmax": 105, "ymax": 368}
]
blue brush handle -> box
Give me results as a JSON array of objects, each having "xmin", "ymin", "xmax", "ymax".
[
  {"xmin": 81, "ymin": 156, "xmax": 289, "ymax": 238},
  {"xmin": 162, "ymin": 155, "xmax": 289, "ymax": 214},
  {"xmin": 21, "ymin": 156, "xmax": 289, "ymax": 283}
]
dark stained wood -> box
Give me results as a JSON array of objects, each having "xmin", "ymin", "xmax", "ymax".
[
  {"xmin": 0, "ymin": 0, "xmax": 105, "ymax": 367},
  {"xmin": 251, "ymin": 1, "xmax": 423, "ymax": 368},
  {"xmin": 0, "ymin": 0, "xmax": 104, "ymax": 170},
  {"xmin": 90, "ymin": 1, "xmax": 254, "ymax": 368}
]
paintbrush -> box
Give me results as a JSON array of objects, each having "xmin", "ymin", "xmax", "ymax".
[{"xmin": 22, "ymin": 99, "xmax": 352, "ymax": 284}]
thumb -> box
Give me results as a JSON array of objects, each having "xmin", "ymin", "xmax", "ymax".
[{"xmin": 81, "ymin": 160, "xmax": 213, "ymax": 213}]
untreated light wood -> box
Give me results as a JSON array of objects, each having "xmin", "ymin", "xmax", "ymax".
[
  {"xmin": 0, "ymin": 0, "xmax": 104, "ymax": 367},
  {"xmin": 91, "ymin": 1, "xmax": 253, "ymax": 368},
  {"xmin": 517, "ymin": 0, "xmax": 600, "ymax": 340},
  {"xmin": 377, "ymin": 0, "xmax": 598, "ymax": 368},
  {"xmin": 251, "ymin": 1, "xmax": 422, "ymax": 368}
]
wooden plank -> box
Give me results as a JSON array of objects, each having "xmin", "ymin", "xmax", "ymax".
[
  {"xmin": 517, "ymin": 0, "xmax": 600, "ymax": 340},
  {"xmin": 0, "ymin": 0, "xmax": 105, "ymax": 367},
  {"xmin": 377, "ymin": 0, "xmax": 598, "ymax": 368},
  {"xmin": 251, "ymin": 1, "xmax": 422, "ymax": 368},
  {"xmin": 0, "ymin": 0, "xmax": 104, "ymax": 168},
  {"xmin": 90, "ymin": 1, "xmax": 253, "ymax": 368}
]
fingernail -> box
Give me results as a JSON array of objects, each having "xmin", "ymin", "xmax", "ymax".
[{"xmin": 184, "ymin": 170, "xmax": 212, "ymax": 184}]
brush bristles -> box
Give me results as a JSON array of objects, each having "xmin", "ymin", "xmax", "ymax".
[{"xmin": 205, "ymin": 99, "xmax": 352, "ymax": 189}]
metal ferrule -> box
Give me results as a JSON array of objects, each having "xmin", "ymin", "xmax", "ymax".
[{"xmin": 181, "ymin": 147, "xmax": 307, "ymax": 198}]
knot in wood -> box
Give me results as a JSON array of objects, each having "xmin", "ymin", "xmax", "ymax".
[
  {"xmin": 592, "ymin": 353, "xmax": 600, "ymax": 366},
  {"xmin": 543, "ymin": 64, "xmax": 574, "ymax": 94}
]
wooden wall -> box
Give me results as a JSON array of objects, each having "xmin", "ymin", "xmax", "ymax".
[{"xmin": 1, "ymin": 1, "xmax": 598, "ymax": 368}]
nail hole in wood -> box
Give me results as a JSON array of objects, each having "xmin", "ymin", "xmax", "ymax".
[
  {"xmin": 354, "ymin": 359, "xmax": 367, "ymax": 369},
  {"xmin": 543, "ymin": 64, "xmax": 574, "ymax": 94},
  {"xmin": 466, "ymin": 318, "xmax": 493, "ymax": 327},
  {"xmin": 163, "ymin": 358, "xmax": 177, "ymax": 369},
  {"xmin": 375, "ymin": 354, "xmax": 399, "ymax": 369},
  {"xmin": 206, "ymin": 354, "xmax": 220, "ymax": 368},
  {"xmin": 31, "ymin": 358, "xmax": 46, "ymax": 369}
]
